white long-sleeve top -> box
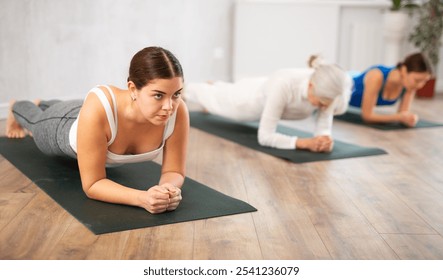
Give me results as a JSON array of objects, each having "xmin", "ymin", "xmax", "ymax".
[
  {"xmin": 257, "ymin": 68, "xmax": 334, "ymax": 149},
  {"xmin": 185, "ymin": 68, "xmax": 335, "ymax": 150}
]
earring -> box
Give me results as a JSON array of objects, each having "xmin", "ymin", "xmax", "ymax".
[{"xmin": 131, "ymin": 93, "xmax": 137, "ymax": 101}]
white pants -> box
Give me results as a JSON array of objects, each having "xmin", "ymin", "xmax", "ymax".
[{"xmin": 184, "ymin": 77, "xmax": 268, "ymax": 122}]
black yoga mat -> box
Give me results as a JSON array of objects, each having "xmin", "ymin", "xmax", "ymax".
[
  {"xmin": 189, "ymin": 111, "xmax": 387, "ymax": 163},
  {"xmin": 335, "ymin": 111, "xmax": 443, "ymax": 130},
  {"xmin": 0, "ymin": 137, "xmax": 256, "ymax": 235}
]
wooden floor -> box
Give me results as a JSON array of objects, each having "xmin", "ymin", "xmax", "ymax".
[{"xmin": 1, "ymin": 95, "xmax": 443, "ymax": 260}]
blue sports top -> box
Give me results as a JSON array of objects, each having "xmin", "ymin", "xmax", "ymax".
[{"xmin": 349, "ymin": 65, "xmax": 406, "ymax": 107}]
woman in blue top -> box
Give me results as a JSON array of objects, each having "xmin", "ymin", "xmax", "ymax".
[{"xmin": 349, "ymin": 52, "xmax": 432, "ymax": 127}]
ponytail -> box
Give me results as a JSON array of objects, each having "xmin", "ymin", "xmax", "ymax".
[{"xmin": 308, "ymin": 55, "xmax": 325, "ymax": 69}]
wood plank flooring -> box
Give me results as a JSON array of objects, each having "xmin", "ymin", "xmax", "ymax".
[{"xmin": 1, "ymin": 95, "xmax": 443, "ymax": 259}]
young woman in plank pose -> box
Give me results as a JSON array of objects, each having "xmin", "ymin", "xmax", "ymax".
[
  {"xmin": 348, "ymin": 52, "xmax": 432, "ymax": 127},
  {"xmin": 6, "ymin": 46, "xmax": 189, "ymax": 214}
]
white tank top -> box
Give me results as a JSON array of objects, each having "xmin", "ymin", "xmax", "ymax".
[{"xmin": 69, "ymin": 85, "xmax": 177, "ymax": 166}]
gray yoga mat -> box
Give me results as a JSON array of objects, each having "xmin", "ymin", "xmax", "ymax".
[
  {"xmin": 189, "ymin": 111, "xmax": 387, "ymax": 163},
  {"xmin": 335, "ymin": 111, "xmax": 443, "ymax": 130},
  {"xmin": 0, "ymin": 137, "xmax": 256, "ymax": 235}
]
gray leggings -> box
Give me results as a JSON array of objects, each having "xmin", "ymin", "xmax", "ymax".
[{"xmin": 12, "ymin": 99, "xmax": 83, "ymax": 158}]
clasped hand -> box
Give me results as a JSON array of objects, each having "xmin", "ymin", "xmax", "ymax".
[
  {"xmin": 140, "ymin": 183, "xmax": 182, "ymax": 214},
  {"xmin": 399, "ymin": 111, "xmax": 418, "ymax": 127},
  {"xmin": 308, "ymin": 135, "xmax": 334, "ymax": 152}
]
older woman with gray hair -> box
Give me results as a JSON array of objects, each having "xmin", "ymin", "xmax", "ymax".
[{"xmin": 185, "ymin": 55, "xmax": 352, "ymax": 152}]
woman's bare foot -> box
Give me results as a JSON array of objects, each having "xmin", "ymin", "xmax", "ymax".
[{"xmin": 6, "ymin": 100, "xmax": 26, "ymax": 138}]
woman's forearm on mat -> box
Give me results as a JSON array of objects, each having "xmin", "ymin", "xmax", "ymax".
[
  {"xmin": 362, "ymin": 112, "xmax": 403, "ymax": 124},
  {"xmin": 84, "ymin": 178, "xmax": 144, "ymax": 207},
  {"xmin": 159, "ymin": 171, "xmax": 185, "ymax": 188}
]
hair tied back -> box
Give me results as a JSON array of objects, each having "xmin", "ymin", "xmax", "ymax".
[{"xmin": 308, "ymin": 54, "xmax": 324, "ymax": 69}]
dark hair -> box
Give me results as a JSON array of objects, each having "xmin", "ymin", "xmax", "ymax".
[
  {"xmin": 127, "ymin": 46, "xmax": 184, "ymax": 89},
  {"xmin": 397, "ymin": 52, "xmax": 433, "ymax": 75}
]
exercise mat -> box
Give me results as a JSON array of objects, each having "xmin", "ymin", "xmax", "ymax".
[
  {"xmin": 335, "ymin": 111, "xmax": 443, "ymax": 130},
  {"xmin": 0, "ymin": 137, "xmax": 256, "ymax": 235},
  {"xmin": 189, "ymin": 111, "xmax": 387, "ymax": 163}
]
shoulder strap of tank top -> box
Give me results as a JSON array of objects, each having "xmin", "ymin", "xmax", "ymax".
[{"xmin": 89, "ymin": 85, "xmax": 118, "ymax": 145}]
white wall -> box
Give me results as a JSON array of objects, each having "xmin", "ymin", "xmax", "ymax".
[
  {"xmin": 233, "ymin": 0, "xmax": 386, "ymax": 79},
  {"xmin": 233, "ymin": 0, "xmax": 443, "ymax": 89},
  {"xmin": 233, "ymin": 1, "xmax": 342, "ymax": 80},
  {"xmin": 1, "ymin": 0, "xmax": 442, "ymax": 119},
  {"xmin": 0, "ymin": 0, "xmax": 235, "ymax": 117}
]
